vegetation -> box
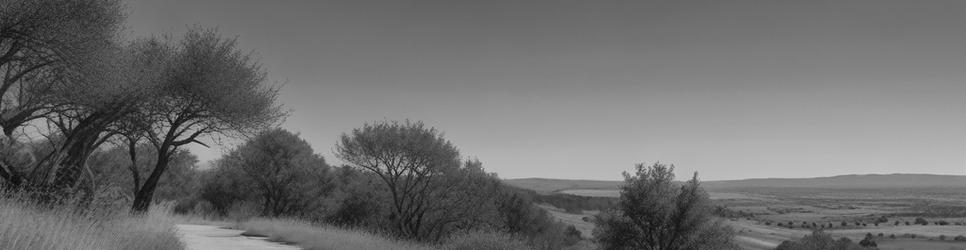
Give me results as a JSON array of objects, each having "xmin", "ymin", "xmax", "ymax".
[
  {"xmin": 775, "ymin": 230, "xmax": 877, "ymax": 250},
  {"xmin": 0, "ymin": 191, "xmax": 183, "ymax": 250},
  {"xmin": 593, "ymin": 163, "xmax": 736, "ymax": 250}
]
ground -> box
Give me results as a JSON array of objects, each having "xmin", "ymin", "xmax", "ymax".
[
  {"xmin": 176, "ymin": 224, "xmax": 299, "ymax": 250},
  {"xmin": 542, "ymin": 186, "xmax": 966, "ymax": 250}
]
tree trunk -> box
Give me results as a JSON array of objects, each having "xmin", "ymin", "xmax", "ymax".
[{"xmin": 131, "ymin": 144, "xmax": 171, "ymax": 213}]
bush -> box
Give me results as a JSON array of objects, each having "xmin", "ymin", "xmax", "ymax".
[
  {"xmin": 939, "ymin": 235, "xmax": 946, "ymax": 240},
  {"xmin": 955, "ymin": 235, "xmax": 966, "ymax": 241},
  {"xmin": 915, "ymin": 217, "xmax": 929, "ymax": 225},
  {"xmin": 859, "ymin": 234, "xmax": 877, "ymax": 247}
]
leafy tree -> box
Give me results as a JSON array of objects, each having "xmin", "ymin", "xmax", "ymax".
[
  {"xmin": 0, "ymin": 0, "xmax": 123, "ymax": 138},
  {"xmin": 87, "ymin": 144, "xmax": 198, "ymax": 201},
  {"xmin": 335, "ymin": 121, "xmax": 499, "ymax": 241},
  {"xmin": 129, "ymin": 29, "xmax": 284, "ymax": 212},
  {"xmin": 593, "ymin": 163, "xmax": 736, "ymax": 250},
  {"xmin": 0, "ymin": 0, "xmax": 130, "ymax": 192},
  {"xmin": 222, "ymin": 129, "xmax": 329, "ymax": 216}
]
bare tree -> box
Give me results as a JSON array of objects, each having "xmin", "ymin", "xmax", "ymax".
[{"xmin": 594, "ymin": 163, "xmax": 737, "ymax": 250}]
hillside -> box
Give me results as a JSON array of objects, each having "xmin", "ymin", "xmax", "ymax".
[{"xmin": 504, "ymin": 174, "xmax": 966, "ymax": 194}]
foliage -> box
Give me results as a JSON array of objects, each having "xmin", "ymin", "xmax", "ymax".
[
  {"xmin": 593, "ymin": 163, "xmax": 736, "ymax": 250},
  {"xmin": 775, "ymin": 230, "xmax": 876, "ymax": 250},
  {"xmin": 222, "ymin": 128, "xmax": 330, "ymax": 216},
  {"xmin": 335, "ymin": 121, "xmax": 498, "ymax": 241},
  {"xmin": 128, "ymin": 28, "xmax": 285, "ymax": 212}
]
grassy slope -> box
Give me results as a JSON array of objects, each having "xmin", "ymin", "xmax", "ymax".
[{"xmin": 0, "ymin": 197, "xmax": 184, "ymax": 250}]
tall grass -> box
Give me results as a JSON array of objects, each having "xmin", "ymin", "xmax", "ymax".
[
  {"xmin": 238, "ymin": 218, "xmax": 545, "ymax": 250},
  {"xmin": 239, "ymin": 218, "xmax": 436, "ymax": 250},
  {"xmin": 0, "ymin": 192, "xmax": 184, "ymax": 250}
]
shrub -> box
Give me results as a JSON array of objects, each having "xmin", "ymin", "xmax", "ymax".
[
  {"xmin": 915, "ymin": 217, "xmax": 929, "ymax": 225},
  {"xmin": 939, "ymin": 235, "xmax": 946, "ymax": 240},
  {"xmin": 859, "ymin": 234, "xmax": 877, "ymax": 247},
  {"xmin": 955, "ymin": 235, "xmax": 966, "ymax": 241}
]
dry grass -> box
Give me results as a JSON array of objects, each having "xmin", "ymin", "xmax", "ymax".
[
  {"xmin": 238, "ymin": 218, "xmax": 436, "ymax": 250},
  {"xmin": 238, "ymin": 218, "xmax": 547, "ymax": 250},
  {"xmin": 0, "ymin": 194, "xmax": 184, "ymax": 250}
]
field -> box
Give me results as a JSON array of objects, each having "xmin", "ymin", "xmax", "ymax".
[{"xmin": 515, "ymin": 176, "xmax": 966, "ymax": 250}]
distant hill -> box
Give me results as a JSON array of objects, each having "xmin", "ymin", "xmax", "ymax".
[
  {"xmin": 504, "ymin": 174, "xmax": 966, "ymax": 194},
  {"xmin": 502, "ymin": 178, "xmax": 622, "ymax": 194},
  {"xmin": 702, "ymin": 173, "xmax": 966, "ymax": 189}
]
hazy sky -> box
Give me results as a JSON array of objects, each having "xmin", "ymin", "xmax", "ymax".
[{"xmin": 125, "ymin": 0, "xmax": 966, "ymax": 181}]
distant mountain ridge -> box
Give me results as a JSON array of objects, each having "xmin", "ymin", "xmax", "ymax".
[{"xmin": 504, "ymin": 174, "xmax": 966, "ymax": 194}]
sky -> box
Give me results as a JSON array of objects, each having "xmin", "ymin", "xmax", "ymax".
[{"xmin": 124, "ymin": 0, "xmax": 966, "ymax": 181}]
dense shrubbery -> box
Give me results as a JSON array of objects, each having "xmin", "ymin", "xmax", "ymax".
[{"xmin": 180, "ymin": 123, "xmax": 585, "ymax": 249}]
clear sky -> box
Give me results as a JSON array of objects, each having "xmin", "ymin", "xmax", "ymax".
[{"xmin": 124, "ymin": 0, "xmax": 966, "ymax": 181}]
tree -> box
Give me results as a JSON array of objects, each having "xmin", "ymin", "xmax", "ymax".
[
  {"xmin": 0, "ymin": 0, "xmax": 125, "ymax": 191},
  {"xmin": 86, "ymin": 143, "xmax": 199, "ymax": 201},
  {"xmin": 335, "ymin": 121, "xmax": 497, "ymax": 241},
  {"xmin": 129, "ymin": 29, "xmax": 284, "ymax": 212},
  {"xmin": 223, "ymin": 128, "xmax": 329, "ymax": 216},
  {"xmin": 593, "ymin": 163, "xmax": 736, "ymax": 250},
  {"xmin": 0, "ymin": 0, "xmax": 123, "ymax": 138}
]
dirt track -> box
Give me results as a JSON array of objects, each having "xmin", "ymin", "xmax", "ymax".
[{"xmin": 176, "ymin": 224, "xmax": 300, "ymax": 250}]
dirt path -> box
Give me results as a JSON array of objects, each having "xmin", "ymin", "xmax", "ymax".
[{"xmin": 176, "ymin": 224, "xmax": 300, "ymax": 250}]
